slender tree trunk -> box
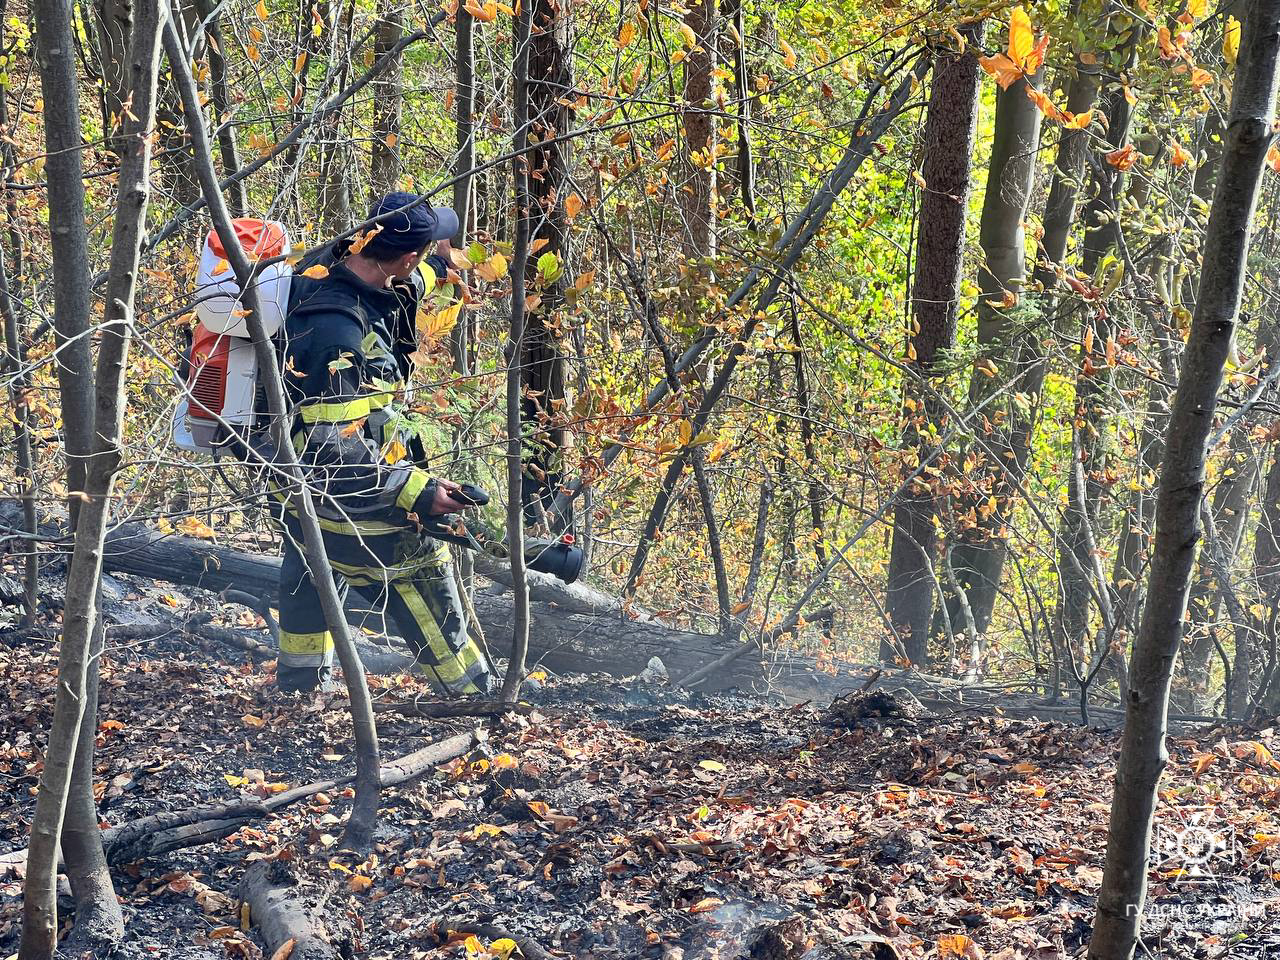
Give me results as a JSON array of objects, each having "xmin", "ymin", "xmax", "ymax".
[
  {"xmin": 943, "ymin": 64, "xmax": 1044, "ymax": 638},
  {"xmin": 194, "ymin": 0, "xmax": 246, "ymax": 215},
  {"xmin": 521, "ymin": 0, "xmax": 573, "ymax": 528},
  {"xmin": 1184, "ymin": 428, "xmax": 1255, "ymax": 710},
  {"xmin": 1059, "ymin": 23, "xmax": 1140, "ymax": 667},
  {"xmin": 20, "ymin": 1, "xmax": 162, "ymax": 954},
  {"xmin": 369, "ymin": 0, "xmax": 402, "ymax": 197},
  {"xmin": 502, "ymin": 0, "xmax": 532, "ymax": 703},
  {"xmin": 722, "ymin": 0, "xmax": 755, "ymax": 227},
  {"xmin": 161, "ymin": 12, "xmax": 383, "ymax": 851},
  {"xmin": 1089, "ymin": 4, "xmax": 1280, "ymax": 955},
  {"xmin": 884, "ymin": 22, "xmax": 983, "ymax": 666},
  {"xmin": 92, "ymin": 0, "xmax": 132, "ymax": 155},
  {"xmin": 317, "ymin": 1, "xmax": 352, "ymax": 234},
  {"xmin": 0, "ymin": 227, "xmax": 36, "ymax": 624},
  {"xmin": 451, "ymin": 2, "xmax": 476, "ymax": 591}
]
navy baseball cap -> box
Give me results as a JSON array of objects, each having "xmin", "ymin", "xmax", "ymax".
[{"xmin": 365, "ymin": 191, "xmax": 459, "ymax": 255}]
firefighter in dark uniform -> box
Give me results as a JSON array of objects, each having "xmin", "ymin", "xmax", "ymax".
[{"xmin": 273, "ymin": 192, "xmax": 491, "ymax": 696}]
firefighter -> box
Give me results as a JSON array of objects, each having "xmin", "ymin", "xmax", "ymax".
[{"xmin": 272, "ymin": 192, "xmax": 492, "ymax": 696}]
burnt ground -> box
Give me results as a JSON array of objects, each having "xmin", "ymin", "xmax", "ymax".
[{"xmin": 1, "ymin": 607, "xmax": 1279, "ymax": 959}]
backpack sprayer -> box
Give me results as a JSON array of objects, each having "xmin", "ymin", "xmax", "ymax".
[{"xmin": 429, "ymin": 483, "xmax": 584, "ymax": 584}]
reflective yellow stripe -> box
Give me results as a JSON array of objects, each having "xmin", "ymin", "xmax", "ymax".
[
  {"xmin": 299, "ymin": 398, "xmax": 372, "ymax": 423},
  {"xmin": 279, "ymin": 629, "xmax": 333, "ymax": 655},
  {"xmin": 368, "ymin": 390, "xmax": 395, "ymax": 410},
  {"xmin": 396, "ymin": 471, "xmax": 429, "ymax": 513},
  {"xmin": 394, "ymin": 582, "xmax": 462, "ymax": 681},
  {"xmin": 314, "ymin": 515, "xmax": 404, "ymax": 537}
]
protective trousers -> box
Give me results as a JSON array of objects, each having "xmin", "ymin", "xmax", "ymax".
[{"xmin": 275, "ymin": 513, "xmax": 492, "ymax": 696}]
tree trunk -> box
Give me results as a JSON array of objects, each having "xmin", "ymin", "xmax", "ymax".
[
  {"xmin": 1183, "ymin": 428, "xmax": 1255, "ymax": 710},
  {"xmin": 1088, "ymin": 4, "xmax": 1280, "ymax": 955},
  {"xmin": 162, "ymin": 16, "xmax": 384, "ymax": 852},
  {"xmin": 942, "ymin": 64, "xmax": 1044, "ymax": 638},
  {"xmin": 503, "ymin": 0, "xmax": 533, "ymax": 703},
  {"xmin": 884, "ymin": 23, "xmax": 983, "ymax": 666},
  {"xmin": 1059, "ymin": 23, "xmax": 1140, "ymax": 668},
  {"xmin": 521, "ymin": 0, "xmax": 573, "ymax": 528},
  {"xmin": 20, "ymin": 0, "xmax": 162, "ymax": 954},
  {"xmin": 194, "ymin": 0, "xmax": 246, "ymax": 215},
  {"xmin": 369, "ymin": 0, "xmax": 403, "ymax": 197},
  {"xmin": 680, "ymin": 0, "xmax": 716, "ymax": 258},
  {"xmin": 91, "ymin": 0, "xmax": 131, "ymax": 155}
]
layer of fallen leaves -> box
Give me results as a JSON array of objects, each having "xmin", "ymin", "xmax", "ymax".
[{"xmin": 1, "ymin": 616, "xmax": 1279, "ymax": 959}]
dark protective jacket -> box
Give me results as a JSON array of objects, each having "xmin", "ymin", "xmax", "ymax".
[{"xmin": 281, "ymin": 240, "xmax": 451, "ymax": 523}]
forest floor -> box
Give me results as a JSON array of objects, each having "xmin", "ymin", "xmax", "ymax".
[{"xmin": 1, "ymin": 591, "xmax": 1280, "ymax": 959}]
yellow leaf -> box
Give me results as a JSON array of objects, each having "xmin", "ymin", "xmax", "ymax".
[
  {"xmin": 492, "ymin": 753, "xmax": 518, "ymax": 769},
  {"xmin": 464, "ymin": 936, "xmax": 484, "ymax": 954},
  {"xmin": 1186, "ymin": 0, "xmax": 1206, "ymax": 18},
  {"xmin": 419, "ymin": 300, "xmax": 462, "ymax": 342},
  {"xmin": 475, "ymin": 252, "xmax": 509, "ymax": 283},
  {"xmin": 938, "ymin": 934, "xmax": 978, "ymax": 959},
  {"xmin": 177, "ymin": 515, "xmax": 216, "ymax": 539},
  {"xmin": 300, "ymin": 264, "xmax": 330, "ymax": 279},
  {"xmin": 224, "ymin": 774, "xmax": 248, "ymax": 787},
  {"xmin": 247, "ymin": 44, "xmax": 260, "ymax": 63},
  {"xmin": 489, "ymin": 938, "xmax": 520, "ymax": 959},
  {"xmin": 1224, "ymin": 16, "xmax": 1241, "ymax": 64},
  {"xmin": 471, "ymin": 823, "xmax": 505, "ymax": 839},
  {"xmin": 382, "ymin": 439, "xmax": 406, "ymax": 465},
  {"xmin": 678, "ymin": 419, "xmax": 692, "ymax": 445},
  {"xmin": 698, "ymin": 759, "xmax": 726, "ymax": 772},
  {"xmin": 256, "ymin": 0, "xmax": 268, "ymax": 19},
  {"xmin": 211, "ymin": 258, "xmax": 230, "ymax": 277},
  {"xmin": 1008, "ymin": 7, "xmax": 1034, "ymax": 65},
  {"xmin": 679, "ymin": 23, "xmax": 697, "ymax": 49},
  {"xmin": 617, "ymin": 21, "xmax": 636, "ymax": 48},
  {"xmin": 780, "ymin": 38, "xmax": 797, "ymax": 69}
]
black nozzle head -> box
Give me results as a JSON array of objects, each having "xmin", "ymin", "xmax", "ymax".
[{"xmin": 525, "ymin": 539, "xmax": 584, "ymax": 584}]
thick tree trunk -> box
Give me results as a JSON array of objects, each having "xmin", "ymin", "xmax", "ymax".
[
  {"xmin": 884, "ymin": 23, "xmax": 983, "ymax": 666},
  {"xmin": 943, "ymin": 66, "xmax": 1044, "ymax": 638},
  {"xmin": 680, "ymin": 0, "xmax": 716, "ymax": 257},
  {"xmin": 163, "ymin": 16, "xmax": 384, "ymax": 852},
  {"xmin": 521, "ymin": 0, "xmax": 574, "ymax": 527},
  {"xmin": 369, "ymin": 0, "xmax": 403, "ymax": 197},
  {"xmin": 1088, "ymin": 4, "xmax": 1280, "ymax": 955}
]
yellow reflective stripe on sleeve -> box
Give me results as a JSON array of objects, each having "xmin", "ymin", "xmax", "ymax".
[
  {"xmin": 299, "ymin": 398, "xmax": 372, "ymax": 424},
  {"xmin": 279, "ymin": 630, "xmax": 333, "ymax": 655},
  {"xmin": 396, "ymin": 471, "xmax": 430, "ymax": 513}
]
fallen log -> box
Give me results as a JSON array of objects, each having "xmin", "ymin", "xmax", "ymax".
[
  {"xmin": 0, "ymin": 731, "xmax": 481, "ymax": 878},
  {"xmin": 241, "ymin": 861, "xmax": 339, "ymax": 960},
  {"xmin": 93, "ymin": 519, "xmax": 775, "ymax": 692}
]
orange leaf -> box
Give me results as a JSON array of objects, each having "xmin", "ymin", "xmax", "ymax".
[
  {"xmin": 1268, "ymin": 145, "xmax": 1280, "ymax": 173},
  {"xmin": 300, "ymin": 264, "xmax": 330, "ymax": 278},
  {"xmin": 1106, "ymin": 145, "xmax": 1137, "ymax": 171},
  {"xmin": 688, "ymin": 897, "xmax": 723, "ymax": 913},
  {"xmin": 1064, "ymin": 109, "xmax": 1093, "ymax": 129},
  {"xmin": 211, "ymin": 257, "xmax": 230, "ymax": 277},
  {"xmin": 564, "ymin": 192, "xmax": 584, "ymax": 220},
  {"xmin": 1191, "ymin": 753, "xmax": 1216, "ymax": 776},
  {"xmin": 269, "ymin": 938, "xmax": 296, "ymax": 960},
  {"xmin": 1190, "ymin": 67, "xmax": 1214, "ymax": 89},
  {"xmin": 978, "ymin": 53, "xmax": 1022, "ymax": 90},
  {"xmin": 1169, "ymin": 141, "xmax": 1192, "ymax": 167}
]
